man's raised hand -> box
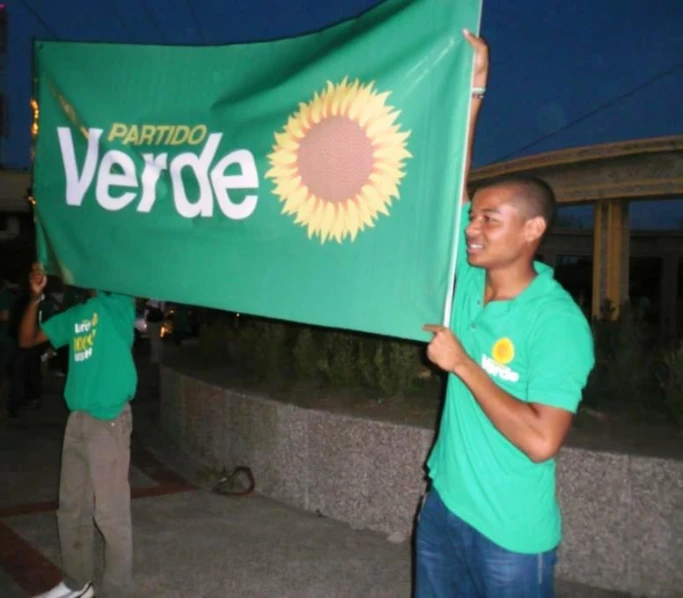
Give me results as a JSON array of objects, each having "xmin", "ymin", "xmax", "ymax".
[
  {"xmin": 463, "ymin": 29, "xmax": 489, "ymax": 90},
  {"xmin": 29, "ymin": 263, "xmax": 47, "ymax": 298}
]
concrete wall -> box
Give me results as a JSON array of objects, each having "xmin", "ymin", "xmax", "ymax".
[{"xmin": 160, "ymin": 366, "xmax": 683, "ymax": 597}]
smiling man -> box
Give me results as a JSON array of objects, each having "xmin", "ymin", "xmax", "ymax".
[{"xmin": 417, "ymin": 32, "xmax": 595, "ymax": 598}]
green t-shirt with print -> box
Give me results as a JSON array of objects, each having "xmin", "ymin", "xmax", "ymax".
[
  {"xmin": 426, "ymin": 203, "xmax": 595, "ymax": 554},
  {"xmin": 42, "ymin": 292, "xmax": 137, "ymax": 420},
  {"xmin": 39, "ymin": 294, "xmax": 60, "ymax": 325}
]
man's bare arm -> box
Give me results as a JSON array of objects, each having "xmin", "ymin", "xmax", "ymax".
[
  {"xmin": 424, "ymin": 324, "xmax": 573, "ymax": 463},
  {"xmin": 462, "ymin": 29, "xmax": 489, "ymax": 203},
  {"xmin": 453, "ymin": 358, "xmax": 573, "ymax": 462},
  {"xmin": 18, "ymin": 264, "xmax": 50, "ymax": 348}
]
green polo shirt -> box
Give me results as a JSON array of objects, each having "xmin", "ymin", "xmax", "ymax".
[
  {"xmin": 42, "ymin": 292, "xmax": 137, "ymax": 420},
  {"xmin": 427, "ymin": 203, "xmax": 594, "ymax": 554}
]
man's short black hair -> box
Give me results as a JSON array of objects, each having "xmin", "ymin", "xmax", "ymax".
[{"xmin": 475, "ymin": 175, "xmax": 557, "ymax": 232}]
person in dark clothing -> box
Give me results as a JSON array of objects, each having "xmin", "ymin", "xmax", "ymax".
[
  {"xmin": 7, "ymin": 289, "xmax": 43, "ymax": 415},
  {"xmin": 0, "ymin": 279, "xmax": 19, "ymax": 407},
  {"xmin": 6, "ymin": 287, "xmax": 57, "ymax": 415}
]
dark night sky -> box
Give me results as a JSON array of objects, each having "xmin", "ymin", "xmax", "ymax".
[{"xmin": 3, "ymin": 0, "xmax": 683, "ymax": 227}]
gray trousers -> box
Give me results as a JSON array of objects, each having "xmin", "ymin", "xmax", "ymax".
[{"xmin": 58, "ymin": 403, "xmax": 133, "ymax": 597}]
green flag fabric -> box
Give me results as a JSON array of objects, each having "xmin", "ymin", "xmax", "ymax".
[{"xmin": 33, "ymin": 0, "xmax": 481, "ymax": 341}]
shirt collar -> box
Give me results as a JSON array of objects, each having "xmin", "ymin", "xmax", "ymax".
[{"xmin": 510, "ymin": 261, "xmax": 555, "ymax": 305}]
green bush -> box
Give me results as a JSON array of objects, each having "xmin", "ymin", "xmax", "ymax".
[
  {"xmin": 657, "ymin": 343, "xmax": 683, "ymax": 428},
  {"xmin": 374, "ymin": 339, "xmax": 423, "ymax": 398},
  {"xmin": 585, "ymin": 302, "xmax": 662, "ymax": 413},
  {"xmin": 197, "ymin": 302, "xmax": 675, "ymax": 422},
  {"xmin": 198, "ymin": 314, "xmax": 234, "ymax": 357},
  {"xmin": 357, "ymin": 335, "xmax": 380, "ymax": 388},
  {"xmin": 319, "ymin": 331, "xmax": 358, "ymax": 388},
  {"xmin": 314, "ymin": 330, "xmax": 424, "ymax": 397},
  {"xmin": 292, "ymin": 327, "xmax": 320, "ymax": 381},
  {"xmin": 232, "ymin": 317, "xmax": 289, "ymax": 382}
]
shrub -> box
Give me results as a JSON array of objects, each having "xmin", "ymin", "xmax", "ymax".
[
  {"xmin": 197, "ymin": 302, "xmax": 672, "ymax": 423},
  {"xmin": 292, "ymin": 327, "xmax": 320, "ymax": 382},
  {"xmin": 585, "ymin": 302, "xmax": 662, "ymax": 413},
  {"xmin": 232, "ymin": 317, "xmax": 289, "ymax": 383},
  {"xmin": 319, "ymin": 330, "xmax": 358, "ymax": 388},
  {"xmin": 357, "ymin": 334, "xmax": 380, "ymax": 389},
  {"xmin": 198, "ymin": 314, "xmax": 233, "ymax": 357},
  {"xmin": 374, "ymin": 338, "xmax": 423, "ymax": 398},
  {"xmin": 657, "ymin": 343, "xmax": 683, "ymax": 428}
]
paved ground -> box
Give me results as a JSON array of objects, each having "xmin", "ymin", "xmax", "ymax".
[{"xmin": 0, "ymin": 345, "xmax": 629, "ymax": 597}]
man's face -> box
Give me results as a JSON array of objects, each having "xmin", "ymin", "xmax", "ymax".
[{"xmin": 465, "ymin": 185, "xmax": 539, "ymax": 270}]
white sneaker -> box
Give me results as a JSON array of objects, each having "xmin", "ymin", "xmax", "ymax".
[{"xmin": 32, "ymin": 581, "xmax": 94, "ymax": 598}]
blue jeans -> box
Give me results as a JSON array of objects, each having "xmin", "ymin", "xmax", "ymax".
[{"xmin": 415, "ymin": 490, "xmax": 557, "ymax": 598}]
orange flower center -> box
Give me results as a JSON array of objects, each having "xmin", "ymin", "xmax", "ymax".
[{"xmin": 297, "ymin": 116, "xmax": 374, "ymax": 203}]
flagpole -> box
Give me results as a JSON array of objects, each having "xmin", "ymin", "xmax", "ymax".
[
  {"xmin": 29, "ymin": 35, "xmax": 44, "ymax": 267},
  {"xmin": 442, "ymin": 0, "xmax": 484, "ymax": 329}
]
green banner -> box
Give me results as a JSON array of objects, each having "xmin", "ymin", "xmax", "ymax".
[{"xmin": 33, "ymin": 0, "xmax": 481, "ymax": 341}]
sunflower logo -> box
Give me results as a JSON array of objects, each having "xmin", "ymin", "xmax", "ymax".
[
  {"xmin": 266, "ymin": 78, "xmax": 412, "ymax": 243},
  {"xmin": 492, "ymin": 338, "xmax": 515, "ymax": 365}
]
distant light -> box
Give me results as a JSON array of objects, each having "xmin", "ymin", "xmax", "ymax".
[{"xmin": 30, "ymin": 98, "xmax": 39, "ymax": 138}]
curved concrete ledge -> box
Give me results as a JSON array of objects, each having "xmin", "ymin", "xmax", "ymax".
[{"xmin": 160, "ymin": 366, "xmax": 682, "ymax": 597}]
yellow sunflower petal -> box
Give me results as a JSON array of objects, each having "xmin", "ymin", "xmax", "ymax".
[
  {"xmin": 287, "ymin": 114, "xmax": 305, "ymax": 139},
  {"xmin": 366, "ymin": 111, "xmax": 400, "ymax": 138},
  {"xmin": 344, "ymin": 200, "xmax": 360, "ymax": 241},
  {"xmin": 274, "ymin": 174, "xmax": 303, "ymax": 199},
  {"xmin": 265, "ymin": 163, "xmax": 297, "ymax": 180},
  {"xmin": 294, "ymin": 196, "xmax": 318, "ymax": 223},
  {"xmin": 372, "ymin": 163, "xmax": 406, "ymax": 181},
  {"xmin": 361, "ymin": 184, "xmax": 390, "ymax": 216},
  {"xmin": 348, "ymin": 83, "xmax": 373, "ymax": 122},
  {"xmin": 316, "ymin": 202, "xmax": 335, "ymax": 242},
  {"xmin": 339, "ymin": 79, "xmax": 361, "ymax": 114},
  {"xmin": 271, "ymin": 149, "xmax": 300, "ymax": 166},
  {"xmin": 372, "ymin": 130, "xmax": 411, "ymax": 147},
  {"xmin": 355, "ymin": 195, "xmax": 377, "ymax": 227},
  {"xmin": 370, "ymin": 172, "xmax": 400, "ymax": 199},
  {"xmin": 274, "ymin": 132, "xmax": 299, "ymax": 151},
  {"xmin": 306, "ymin": 201, "xmax": 326, "ymax": 238},
  {"xmin": 282, "ymin": 185, "xmax": 309, "ymax": 214},
  {"xmin": 330, "ymin": 207, "xmax": 346, "ymax": 242},
  {"xmin": 311, "ymin": 95, "xmax": 324, "ymax": 124},
  {"xmin": 358, "ymin": 91, "xmax": 391, "ymax": 128},
  {"xmin": 374, "ymin": 145, "xmax": 412, "ymax": 161}
]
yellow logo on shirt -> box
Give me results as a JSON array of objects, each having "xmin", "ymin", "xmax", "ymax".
[
  {"xmin": 73, "ymin": 314, "xmax": 98, "ymax": 362},
  {"xmin": 481, "ymin": 337, "xmax": 519, "ymax": 383},
  {"xmin": 491, "ymin": 337, "xmax": 515, "ymax": 364}
]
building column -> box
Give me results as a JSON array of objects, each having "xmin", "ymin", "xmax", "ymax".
[
  {"xmin": 592, "ymin": 199, "xmax": 630, "ymax": 319},
  {"xmin": 660, "ymin": 254, "xmax": 679, "ymax": 338}
]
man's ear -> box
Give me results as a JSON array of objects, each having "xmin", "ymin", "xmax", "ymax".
[{"xmin": 523, "ymin": 216, "xmax": 547, "ymax": 244}]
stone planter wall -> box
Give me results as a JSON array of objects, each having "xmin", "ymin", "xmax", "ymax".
[{"xmin": 160, "ymin": 366, "xmax": 683, "ymax": 597}]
